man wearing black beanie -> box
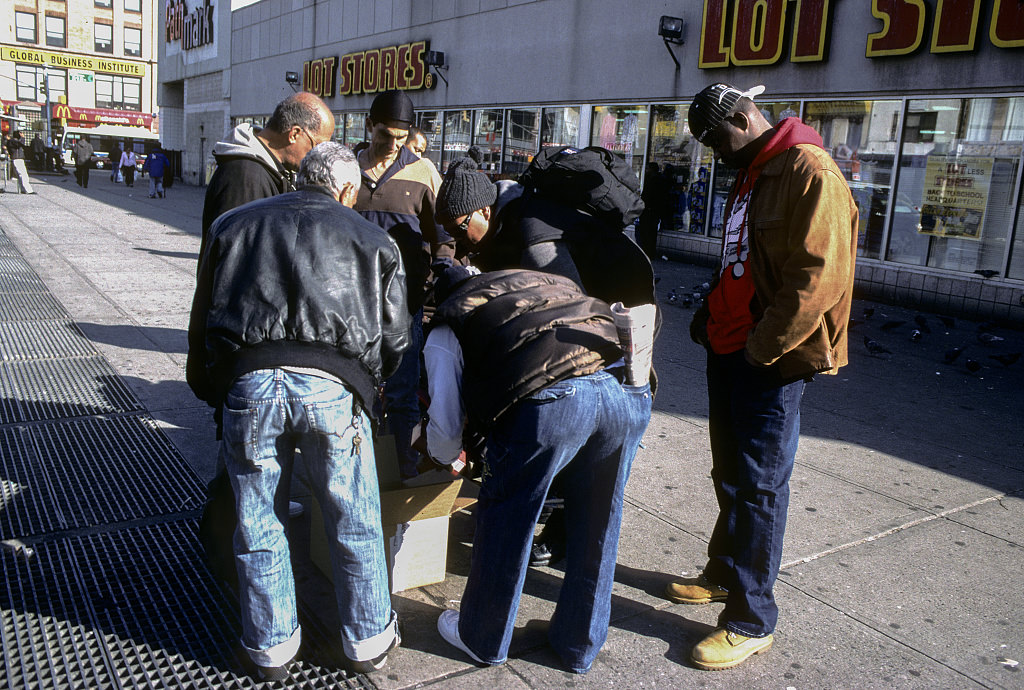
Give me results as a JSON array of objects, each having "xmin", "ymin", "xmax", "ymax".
[{"xmin": 355, "ymin": 90, "xmax": 455, "ymax": 480}]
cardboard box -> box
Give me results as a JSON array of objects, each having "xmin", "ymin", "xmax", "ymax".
[{"xmin": 309, "ymin": 435, "xmax": 474, "ymax": 593}]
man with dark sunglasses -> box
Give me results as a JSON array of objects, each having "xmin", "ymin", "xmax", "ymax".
[{"xmin": 664, "ymin": 83, "xmax": 858, "ymax": 671}]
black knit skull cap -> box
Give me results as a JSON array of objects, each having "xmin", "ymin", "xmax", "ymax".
[
  {"xmin": 688, "ymin": 83, "xmax": 766, "ymax": 144},
  {"xmin": 369, "ymin": 90, "xmax": 415, "ymax": 126}
]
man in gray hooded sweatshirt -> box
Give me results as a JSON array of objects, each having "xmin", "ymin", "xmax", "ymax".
[{"xmin": 201, "ymin": 92, "xmax": 335, "ymax": 242}]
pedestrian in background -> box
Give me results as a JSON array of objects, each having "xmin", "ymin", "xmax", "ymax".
[
  {"xmin": 120, "ymin": 148, "xmax": 137, "ymax": 187},
  {"xmin": 110, "ymin": 143, "xmax": 123, "ymax": 183},
  {"xmin": 143, "ymin": 145, "xmax": 170, "ymax": 198},
  {"xmin": 6, "ymin": 131, "xmax": 35, "ymax": 194},
  {"xmin": 665, "ymin": 83, "xmax": 858, "ymax": 671},
  {"xmin": 187, "ymin": 142, "xmax": 409, "ymax": 682},
  {"xmin": 31, "ymin": 134, "xmax": 46, "ymax": 170},
  {"xmin": 405, "ymin": 126, "xmax": 428, "ymax": 158},
  {"xmin": 73, "ymin": 135, "xmax": 94, "ymax": 188}
]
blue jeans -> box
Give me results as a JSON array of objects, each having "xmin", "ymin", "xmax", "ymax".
[
  {"xmin": 704, "ymin": 351, "xmax": 806, "ymax": 638},
  {"xmin": 221, "ymin": 369, "xmax": 396, "ymax": 666},
  {"xmin": 458, "ymin": 371, "xmax": 652, "ymax": 673},
  {"xmin": 383, "ymin": 312, "xmax": 424, "ymax": 478}
]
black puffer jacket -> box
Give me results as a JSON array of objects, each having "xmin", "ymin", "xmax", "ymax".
[
  {"xmin": 433, "ymin": 269, "xmax": 622, "ymax": 430},
  {"xmin": 187, "ymin": 186, "xmax": 411, "ymax": 416}
]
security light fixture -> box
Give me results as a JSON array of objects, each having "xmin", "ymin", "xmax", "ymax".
[
  {"xmin": 658, "ymin": 15, "xmax": 684, "ymax": 69},
  {"xmin": 423, "ymin": 50, "xmax": 448, "ymax": 87},
  {"xmin": 285, "ymin": 71, "xmax": 300, "ymax": 92},
  {"xmin": 659, "ymin": 16, "xmax": 684, "ymax": 43}
]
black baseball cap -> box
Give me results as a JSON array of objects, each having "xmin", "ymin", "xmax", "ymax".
[
  {"xmin": 688, "ymin": 83, "xmax": 766, "ymax": 144},
  {"xmin": 369, "ymin": 90, "xmax": 415, "ymax": 126}
]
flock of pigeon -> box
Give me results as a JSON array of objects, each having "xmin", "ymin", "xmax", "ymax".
[
  {"xmin": 856, "ymin": 307, "xmax": 1020, "ymax": 374},
  {"xmin": 665, "ymin": 283, "xmax": 1021, "ymax": 376}
]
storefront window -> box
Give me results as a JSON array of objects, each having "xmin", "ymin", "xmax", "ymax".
[
  {"xmin": 442, "ymin": 110, "xmax": 472, "ymax": 173},
  {"xmin": 590, "ymin": 104, "xmax": 648, "ymax": 179},
  {"xmin": 95, "ymin": 74, "xmax": 141, "ymax": 111},
  {"xmin": 504, "ymin": 108, "xmax": 539, "ymax": 179},
  {"xmin": 45, "ymin": 15, "xmax": 65, "ymax": 48},
  {"xmin": 15, "ymin": 12, "xmax": 36, "ymax": 43},
  {"xmin": 889, "ymin": 97, "xmax": 1023, "ymax": 275},
  {"xmin": 15, "ymin": 65, "xmax": 66, "ymax": 103},
  {"xmin": 472, "ymin": 108, "xmax": 503, "ymax": 176},
  {"xmin": 647, "ymin": 104, "xmax": 710, "ymax": 234},
  {"xmin": 341, "ymin": 112, "xmax": 366, "ymax": 149},
  {"xmin": 416, "ymin": 111, "xmax": 442, "ymax": 167},
  {"xmin": 540, "ymin": 107, "xmax": 580, "ymax": 148},
  {"xmin": 124, "ymin": 27, "xmax": 142, "ymax": 57},
  {"xmin": 804, "ymin": 100, "xmax": 902, "ymax": 259}
]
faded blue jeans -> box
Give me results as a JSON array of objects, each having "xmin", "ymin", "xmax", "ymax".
[
  {"xmin": 221, "ymin": 368, "xmax": 397, "ymax": 667},
  {"xmin": 458, "ymin": 371, "xmax": 652, "ymax": 673},
  {"xmin": 704, "ymin": 350, "xmax": 806, "ymax": 639}
]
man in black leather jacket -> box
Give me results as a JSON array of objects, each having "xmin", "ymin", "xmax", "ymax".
[{"xmin": 187, "ymin": 142, "xmax": 409, "ymax": 681}]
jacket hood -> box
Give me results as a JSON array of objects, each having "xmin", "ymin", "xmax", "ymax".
[
  {"xmin": 212, "ymin": 123, "xmax": 282, "ymax": 172},
  {"xmin": 751, "ymin": 117, "xmax": 824, "ymax": 170},
  {"xmin": 494, "ymin": 179, "xmax": 525, "ymax": 216}
]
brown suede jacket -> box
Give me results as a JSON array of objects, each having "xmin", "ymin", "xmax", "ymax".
[
  {"xmin": 694, "ymin": 144, "xmax": 858, "ymax": 381},
  {"xmin": 745, "ymin": 144, "xmax": 858, "ymax": 379}
]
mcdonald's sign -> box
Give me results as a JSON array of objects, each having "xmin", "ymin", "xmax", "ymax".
[{"xmin": 53, "ymin": 104, "xmax": 73, "ymax": 120}]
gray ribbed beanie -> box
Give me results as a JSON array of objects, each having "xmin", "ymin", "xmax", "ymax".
[{"xmin": 435, "ymin": 156, "xmax": 497, "ymax": 225}]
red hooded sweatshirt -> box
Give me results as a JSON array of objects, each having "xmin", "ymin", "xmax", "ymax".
[{"xmin": 706, "ymin": 118, "xmax": 824, "ymax": 355}]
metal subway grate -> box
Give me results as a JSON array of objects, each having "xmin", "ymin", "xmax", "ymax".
[
  {"xmin": 0, "ymin": 425, "xmax": 64, "ymax": 540},
  {"xmin": 0, "ymin": 320, "xmax": 100, "ymax": 362},
  {"xmin": 1, "ymin": 538, "xmax": 114, "ymax": 690},
  {"xmin": 0, "ymin": 415, "xmax": 206, "ymax": 539},
  {"xmin": 0, "ymin": 290, "xmax": 71, "ymax": 322},
  {"xmin": 0, "ymin": 256, "xmax": 50, "ymax": 294},
  {"xmin": 0, "ymin": 356, "xmax": 143, "ymax": 424},
  {"xmin": 0, "ymin": 233, "xmax": 22, "ymax": 257},
  {"xmin": 1, "ymin": 520, "xmax": 374, "ymax": 689}
]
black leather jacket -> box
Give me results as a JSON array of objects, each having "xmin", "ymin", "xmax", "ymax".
[{"xmin": 187, "ymin": 186, "xmax": 411, "ymax": 416}]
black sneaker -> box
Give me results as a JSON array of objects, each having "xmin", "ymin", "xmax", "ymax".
[
  {"xmin": 347, "ymin": 626, "xmax": 401, "ymax": 674},
  {"xmin": 254, "ymin": 661, "xmax": 293, "ymax": 683}
]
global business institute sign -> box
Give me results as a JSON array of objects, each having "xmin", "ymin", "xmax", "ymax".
[
  {"xmin": 165, "ymin": 0, "xmax": 215, "ymax": 51},
  {"xmin": 302, "ymin": 41, "xmax": 434, "ymax": 100}
]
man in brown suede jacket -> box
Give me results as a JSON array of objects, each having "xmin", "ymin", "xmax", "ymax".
[{"xmin": 664, "ymin": 83, "xmax": 857, "ymax": 671}]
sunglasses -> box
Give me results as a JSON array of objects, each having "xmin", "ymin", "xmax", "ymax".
[{"xmin": 453, "ymin": 210, "xmax": 475, "ymax": 234}]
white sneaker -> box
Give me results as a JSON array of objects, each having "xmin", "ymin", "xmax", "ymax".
[{"xmin": 436, "ymin": 610, "xmax": 486, "ymax": 664}]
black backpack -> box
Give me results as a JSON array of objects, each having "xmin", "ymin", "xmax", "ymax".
[{"xmin": 519, "ymin": 146, "xmax": 645, "ymax": 230}]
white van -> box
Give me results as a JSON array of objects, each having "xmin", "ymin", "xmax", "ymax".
[{"xmin": 60, "ymin": 124, "xmax": 160, "ymax": 171}]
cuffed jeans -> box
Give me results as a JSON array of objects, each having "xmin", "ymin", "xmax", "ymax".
[
  {"xmin": 222, "ymin": 368, "xmax": 396, "ymax": 667},
  {"xmin": 458, "ymin": 371, "xmax": 652, "ymax": 673},
  {"xmin": 704, "ymin": 350, "xmax": 805, "ymax": 639}
]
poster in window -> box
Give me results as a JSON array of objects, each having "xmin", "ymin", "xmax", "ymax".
[{"xmin": 920, "ymin": 155, "xmax": 993, "ymax": 240}]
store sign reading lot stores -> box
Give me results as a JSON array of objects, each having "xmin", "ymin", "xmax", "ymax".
[
  {"xmin": 921, "ymin": 156, "xmax": 994, "ymax": 239},
  {"xmin": 303, "ymin": 41, "xmax": 433, "ymax": 99},
  {"xmin": 698, "ymin": 0, "xmax": 1024, "ymax": 68},
  {"xmin": 1, "ymin": 46, "xmax": 145, "ymax": 76}
]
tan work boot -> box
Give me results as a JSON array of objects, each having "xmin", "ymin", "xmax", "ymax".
[
  {"xmin": 664, "ymin": 573, "xmax": 728, "ymax": 604},
  {"xmin": 691, "ymin": 628, "xmax": 773, "ymax": 670}
]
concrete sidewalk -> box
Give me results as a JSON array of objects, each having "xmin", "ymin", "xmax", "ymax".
[{"xmin": 1, "ymin": 172, "xmax": 1022, "ymax": 689}]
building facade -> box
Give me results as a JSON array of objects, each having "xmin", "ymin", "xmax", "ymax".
[
  {"xmin": 1, "ymin": 0, "xmax": 159, "ymax": 144},
  {"xmin": 161, "ymin": 0, "xmax": 1024, "ymax": 321}
]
